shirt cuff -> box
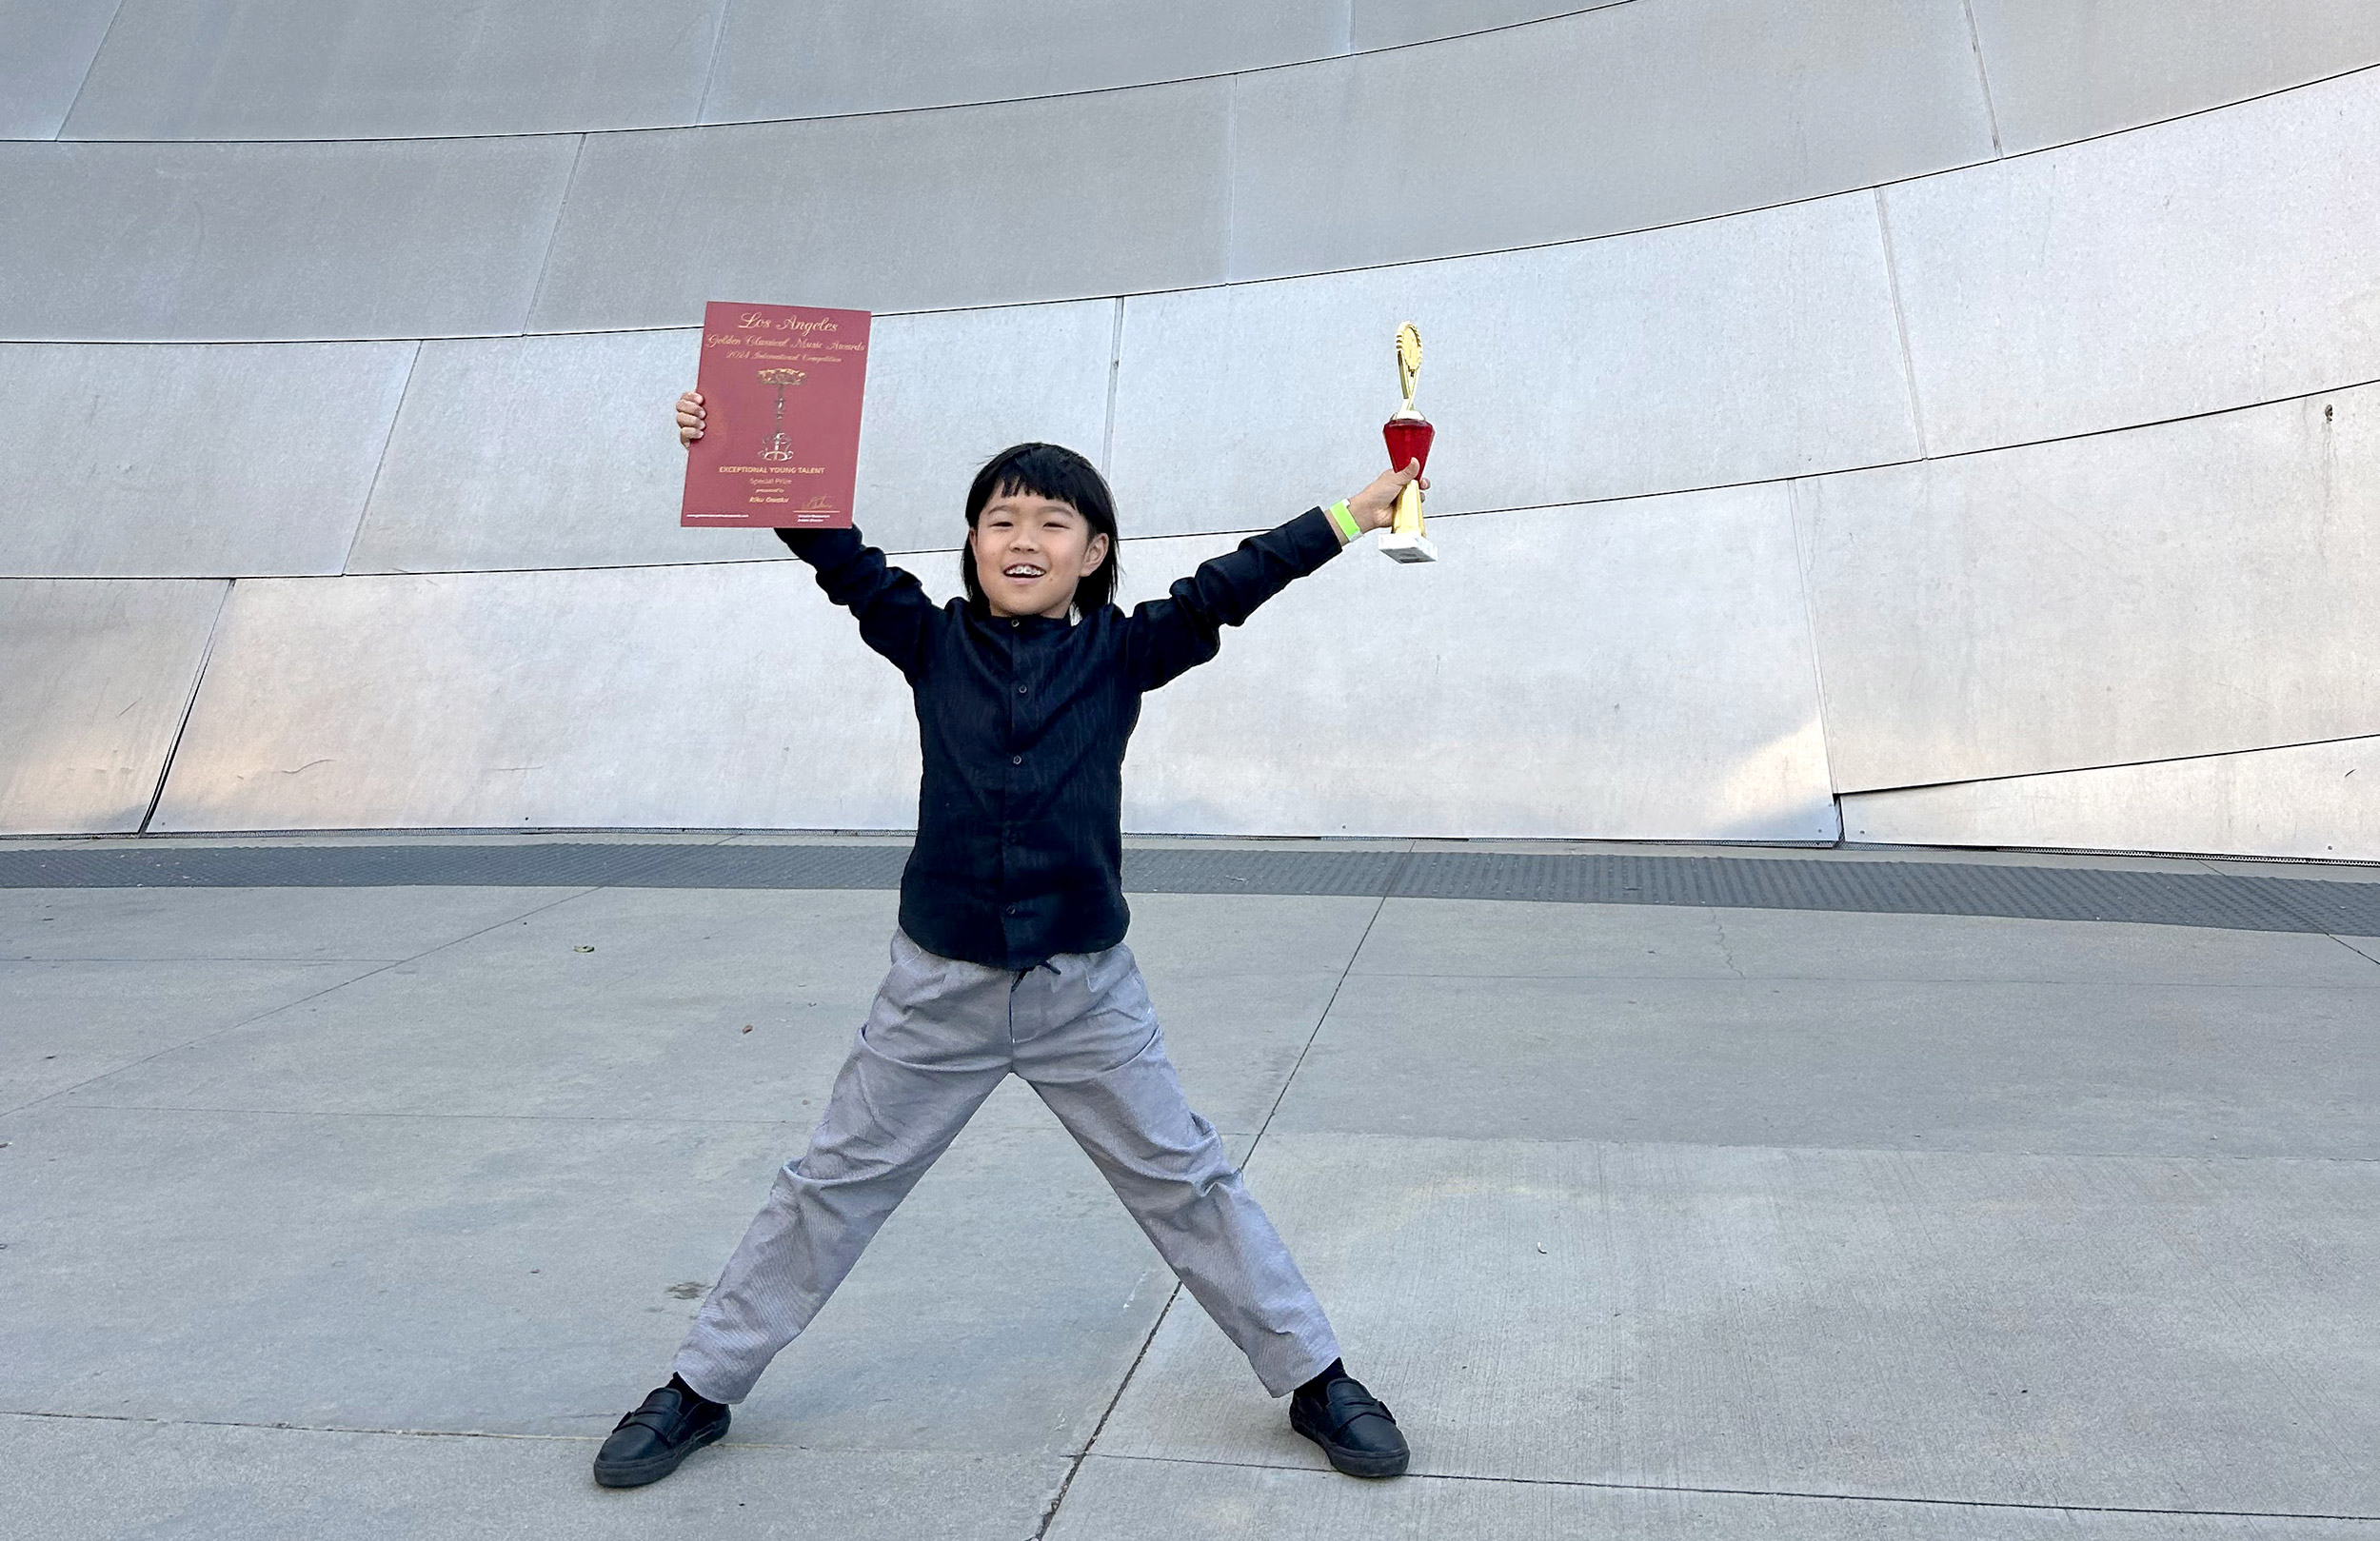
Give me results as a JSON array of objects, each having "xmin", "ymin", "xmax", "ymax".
[{"xmin": 1284, "ymin": 505, "xmax": 1349, "ymax": 571}]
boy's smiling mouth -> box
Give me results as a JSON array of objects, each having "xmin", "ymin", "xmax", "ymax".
[{"xmin": 1002, "ymin": 563, "xmax": 1046, "ymax": 580}]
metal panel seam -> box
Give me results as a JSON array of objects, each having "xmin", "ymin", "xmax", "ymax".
[
  {"xmin": 49, "ymin": 0, "xmax": 132, "ymax": 142},
  {"xmin": 1872, "ymin": 188, "xmax": 1932, "ymax": 459},
  {"xmin": 136, "ymin": 580, "xmax": 234, "ymax": 834},
  {"xmin": 517, "ymin": 133, "xmax": 591, "ymax": 335},
  {"xmin": 1220, "ymin": 69, "xmax": 1241, "ymax": 282},
  {"xmin": 1783, "ymin": 477, "xmax": 1845, "ymax": 826},
  {"xmin": 693, "ymin": 0, "xmax": 739, "ymax": 125},
  {"xmin": 1843, "ymin": 730, "xmax": 2380, "ymax": 799},
  {"xmin": 1958, "ymin": 0, "xmax": 2006, "ymax": 156},
  {"xmin": 340, "ymin": 340, "xmax": 423, "ymax": 574},
  {"xmin": 1099, "ymin": 298, "xmax": 1125, "ymax": 474}
]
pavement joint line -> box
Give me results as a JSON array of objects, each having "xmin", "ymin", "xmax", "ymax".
[
  {"xmin": 1077, "ymin": 1451, "xmax": 2380, "ymax": 1524},
  {"xmin": 1036, "ymin": 850, "xmax": 1409, "ymax": 1539},
  {"xmin": 1342, "ymin": 969, "xmax": 2380, "ymax": 989},
  {"xmin": 0, "ymin": 1409, "xmax": 947, "ymax": 1456},
  {"xmin": 0, "ymin": 885, "xmax": 607, "ymax": 1120},
  {"xmin": 0, "ymin": 1410, "xmax": 1062, "ymax": 1462},
  {"xmin": 0, "ymin": 1410, "xmax": 592, "ymax": 1443},
  {"xmin": 4, "ymin": 1408, "xmax": 2372, "ymax": 1524},
  {"xmin": 30, "ymin": 1103, "xmax": 1264, "ymax": 1144},
  {"xmin": 2, "ymin": 957, "xmax": 414, "ymax": 964},
  {"xmin": 23, "ymin": 1106, "xmax": 2380, "ymax": 1165}
]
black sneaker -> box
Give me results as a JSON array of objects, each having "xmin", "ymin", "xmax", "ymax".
[
  {"xmin": 592, "ymin": 1378, "xmax": 730, "ymax": 1488},
  {"xmin": 1289, "ymin": 1368, "xmax": 1409, "ymax": 1478}
]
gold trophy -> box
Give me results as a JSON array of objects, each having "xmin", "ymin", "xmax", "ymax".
[{"xmin": 1378, "ymin": 323, "xmax": 1438, "ymax": 563}]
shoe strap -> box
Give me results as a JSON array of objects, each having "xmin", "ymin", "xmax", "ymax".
[
  {"xmin": 1315, "ymin": 1382, "xmax": 1398, "ymax": 1437},
  {"xmin": 612, "ymin": 1388, "xmax": 694, "ymax": 1434}
]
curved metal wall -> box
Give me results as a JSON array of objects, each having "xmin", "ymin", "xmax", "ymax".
[{"xmin": 5, "ymin": 2, "xmax": 2379, "ymax": 859}]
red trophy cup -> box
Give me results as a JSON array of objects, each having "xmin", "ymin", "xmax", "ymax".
[{"xmin": 1379, "ymin": 322, "xmax": 1438, "ymax": 563}]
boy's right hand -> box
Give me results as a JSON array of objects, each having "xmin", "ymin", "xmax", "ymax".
[{"xmin": 675, "ymin": 390, "xmax": 705, "ymax": 446}]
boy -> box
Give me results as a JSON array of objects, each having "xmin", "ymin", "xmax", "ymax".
[{"xmin": 595, "ymin": 392, "xmax": 1425, "ymax": 1489}]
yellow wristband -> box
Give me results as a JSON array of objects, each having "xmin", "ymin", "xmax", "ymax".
[{"xmin": 1326, "ymin": 500, "xmax": 1361, "ymax": 543}]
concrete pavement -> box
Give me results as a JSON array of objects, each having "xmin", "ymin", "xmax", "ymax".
[{"xmin": 2, "ymin": 839, "xmax": 2375, "ymax": 1537}]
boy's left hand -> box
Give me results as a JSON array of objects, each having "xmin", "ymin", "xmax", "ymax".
[{"xmin": 1346, "ymin": 461, "xmax": 1430, "ymax": 532}]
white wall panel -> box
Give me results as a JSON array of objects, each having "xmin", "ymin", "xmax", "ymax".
[
  {"xmin": 0, "ymin": 0, "xmax": 117, "ymax": 139},
  {"xmin": 1843, "ymin": 739, "xmax": 2380, "ymax": 863},
  {"xmin": 529, "ymin": 84, "xmax": 1229, "ymax": 331},
  {"xmin": 1108, "ymin": 194, "xmax": 1916, "ymax": 538},
  {"xmin": 0, "ymin": 342, "xmax": 414, "ymax": 577},
  {"xmin": 0, "ymin": 138, "xmax": 578, "ymax": 342},
  {"xmin": 1229, "ymin": 0, "xmax": 1993, "ymax": 281},
  {"xmin": 347, "ymin": 328, "xmax": 753, "ymax": 574},
  {"xmin": 845, "ymin": 302, "xmax": 1117, "ymax": 556},
  {"xmin": 147, "ymin": 491, "xmax": 1834, "ymax": 840},
  {"xmin": 1797, "ymin": 385, "xmax": 2380, "ymax": 794},
  {"xmin": 1971, "ymin": 0, "xmax": 2380, "ymax": 152},
  {"xmin": 59, "ymin": 0, "xmax": 727, "ymax": 140},
  {"xmin": 1119, "ymin": 491, "xmax": 1838, "ymax": 841},
  {"xmin": 704, "ymin": 0, "xmax": 1343, "ymax": 121},
  {"xmin": 0, "ymin": 579, "xmax": 226, "ymax": 834},
  {"xmin": 149, "ymin": 563, "xmax": 922, "ymax": 833},
  {"xmin": 1886, "ymin": 69, "xmax": 2380, "ymax": 456},
  {"xmin": 348, "ymin": 302, "xmax": 1113, "ymax": 573}
]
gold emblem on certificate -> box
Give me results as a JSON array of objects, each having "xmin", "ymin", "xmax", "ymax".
[{"xmin": 1379, "ymin": 323, "xmax": 1438, "ymax": 563}]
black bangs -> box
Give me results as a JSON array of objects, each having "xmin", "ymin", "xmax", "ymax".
[{"xmin": 962, "ymin": 443, "xmax": 1121, "ymax": 613}]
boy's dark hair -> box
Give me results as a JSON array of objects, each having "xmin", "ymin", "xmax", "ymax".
[{"xmin": 962, "ymin": 443, "xmax": 1121, "ymax": 614}]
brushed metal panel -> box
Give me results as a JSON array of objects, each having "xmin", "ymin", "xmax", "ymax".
[
  {"xmin": 1116, "ymin": 489, "xmax": 1838, "ymax": 841},
  {"xmin": 1108, "ymin": 194, "xmax": 1916, "ymax": 538},
  {"xmin": 1230, "ymin": 0, "xmax": 1994, "ymax": 281},
  {"xmin": 1843, "ymin": 739, "xmax": 2380, "ymax": 862},
  {"xmin": 153, "ymin": 491, "xmax": 1831, "ymax": 839},
  {"xmin": 851, "ymin": 301, "xmax": 1117, "ymax": 555},
  {"xmin": 0, "ymin": 0, "xmax": 117, "ymax": 139},
  {"xmin": 1350, "ymin": 0, "xmax": 1625, "ymax": 51},
  {"xmin": 1885, "ymin": 69, "xmax": 2380, "ymax": 456},
  {"xmin": 0, "ymin": 137, "xmax": 579, "ymax": 342},
  {"xmin": 1800, "ymin": 385, "xmax": 2380, "ymax": 793},
  {"xmin": 0, "ymin": 342, "xmax": 413, "ymax": 577},
  {"xmin": 1971, "ymin": 0, "xmax": 2380, "ymax": 152},
  {"xmin": 149, "ymin": 563, "xmax": 923, "ymax": 832},
  {"xmin": 529, "ymin": 83, "xmax": 1229, "ymax": 331},
  {"xmin": 345, "ymin": 327, "xmax": 753, "ymax": 574},
  {"xmin": 59, "ymin": 0, "xmax": 727, "ymax": 139},
  {"xmin": 348, "ymin": 301, "xmax": 1113, "ymax": 572},
  {"xmin": 0, "ymin": 579, "xmax": 227, "ymax": 835},
  {"xmin": 704, "ymin": 0, "xmax": 1343, "ymax": 120}
]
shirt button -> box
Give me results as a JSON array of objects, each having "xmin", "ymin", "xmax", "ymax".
[
  {"xmin": 1011, "ymin": 755, "xmax": 1023, "ymax": 765},
  {"xmin": 1005, "ymin": 906, "xmax": 1019, "ymax": 917},
  {"xmin": 1017, "ymin": 685, "xmax": 1028, "ymax": 696},
  {"xmin": 1009, "ymin": 619, "xmax": 1021, "ymax": 628}
]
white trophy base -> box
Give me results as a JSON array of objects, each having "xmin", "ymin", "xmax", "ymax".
[{"xmin": 1378, "ymin": 530, "xmax": 1438, "ymax": 563}]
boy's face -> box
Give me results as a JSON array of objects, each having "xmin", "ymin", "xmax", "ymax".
[{"xmin": 971, "ymin": 490, "xmax": 1110, "ymax": 619}]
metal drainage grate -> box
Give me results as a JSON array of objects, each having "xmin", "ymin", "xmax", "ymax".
[{"xmin": 2, "ymin": 841, "xmax": 2376, "ymax": 938}]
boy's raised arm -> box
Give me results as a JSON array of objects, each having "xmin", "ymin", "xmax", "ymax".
[
  {"xmin": 1124, "ymin": 460, "xmax": 1421, "ymax": 691},
  {"xmin": 774, "ymin": 525, "xmax": 938, "ymax": 681},
  {"xmin": 676, "ymin": 389, "xmax": 938, "ymax": 681}
]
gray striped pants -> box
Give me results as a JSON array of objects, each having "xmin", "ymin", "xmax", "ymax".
[{"xmin": 673, "ymin": 929, "xmax": 1340, "ymax": 1401}]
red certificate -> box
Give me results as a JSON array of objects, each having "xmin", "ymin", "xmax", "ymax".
[{"xmin": 682, "ymin": 301, "xmax": 872, "ymax": 527}]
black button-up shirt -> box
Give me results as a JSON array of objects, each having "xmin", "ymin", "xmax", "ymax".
[{"xmin": 780, "ymin": 507, "xmax": 1344, "ymax": 970}]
